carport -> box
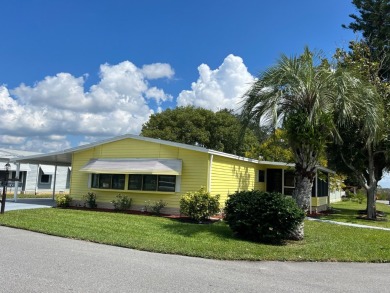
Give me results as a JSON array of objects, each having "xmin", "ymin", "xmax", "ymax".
[{"xmin": 10, "ymin": 150, "xmax": 73, "ymax": 202}]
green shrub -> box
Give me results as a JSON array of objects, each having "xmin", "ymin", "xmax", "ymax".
[
  {"xmin": 180, "ymin": 187, "xmax": 220, "ymax": 222},
  {"xmin": 349, "ymin": 190, "xmax": 366, "ymax": 204},
  {"xmin": 376, "ymin": 192, "xmax": 388, "ymax": 200},
  {"xmin": 144, "ymin": 199, "xmax": 168, "ymax": 215},
  {"xmin": 84, "ymin": 192, "xmax": 97, "ymax": 208},
  {"xmin": 112, "ymin": 194, "xmax": 132, "ymax": 211},
  {"xmin": 55, "ymin": 194, "xmax": 72, "ymax": 208},
  {"xmin": 224, "ymin": 190, "xmax": 305, "ymax": 243}
]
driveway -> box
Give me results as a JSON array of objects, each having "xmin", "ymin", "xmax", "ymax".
[
  {"xmin": 0, "ymin": 226, "xmax": 388, "ymax": 293},
  {"xmin": 3, "ymin": 198, "xmax": 55, "ymax": 212}
]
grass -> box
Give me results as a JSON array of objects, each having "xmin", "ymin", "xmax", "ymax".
[
  {"xmin": 317, "ymin": 201, "xmax": 390, "ymax": 228},
  {"xmin": 1, "ymin": 208, "xmax": 390, "ymax": 262}
]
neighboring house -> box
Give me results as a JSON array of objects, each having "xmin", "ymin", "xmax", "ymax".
[
  {"xmin": 11, "ymin": 134, "xmax": 336, "ymax": 213},
  {"xmin": 0, "ymin": 148, "xmax": 70, "ymax": 195}
]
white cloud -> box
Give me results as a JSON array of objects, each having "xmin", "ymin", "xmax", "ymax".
[
  {"xmin": 12, "ymin": 73, "xmax": 89, "ymax": 111},
  {"xmin": 177, "ymin": 54, "xmax": 255, "ymax": 112},
  {"xmin": 0, "ymin": 135, "xmax": 26, "ymax": 145},
  {"xmin": 0, "ymin": 60, "xmax": 175, "ymax": 152},
  {"xmin": 20, "ymin": 137, "xmax": 72, "ymax": 153},
  {"xmin": 145, "ymin": 87, "xmax": 173, "ymax": 105},
  {"xmin": 0, "ymin": 54, "xmax": 255, "ymax": 153},
  {"xmin": 142, "ymin": 63, "xmax": 174, "ymax": 79}
]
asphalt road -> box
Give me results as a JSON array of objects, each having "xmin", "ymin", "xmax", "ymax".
[{"xmin": 0, "ymin": 226, "xmax": 388, "ymax": 293}]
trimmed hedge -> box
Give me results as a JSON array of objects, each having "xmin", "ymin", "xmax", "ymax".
[
  {"xmin": 180, "ymin": 187, "xmax": 220, "ymax": 222},
  {"xmin": 224, "ymin": 190, "xmax": 305, "ymax": 243}
]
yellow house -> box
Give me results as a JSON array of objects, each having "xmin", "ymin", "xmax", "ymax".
[{"xmin": 11, "ymin": 134, "xmax": 334, "ymax": 214}]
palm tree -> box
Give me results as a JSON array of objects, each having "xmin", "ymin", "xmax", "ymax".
[{"xmin": 240, "ymin": 47, "xmax": 381, "ymax": 239}]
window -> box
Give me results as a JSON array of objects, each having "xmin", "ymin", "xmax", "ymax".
[
  {"xmin": 128, "ymin": 174, "xmax": 176, "ymax": 192},
  {"xmin": 128, "ymin": 174, "xmax": 142, "ymax": 190},
  {"xmin": 143, "ymin": 175, "xmax": 157, "ymax": 191},
  {"xmin": 91, "ymin": 174, "xmax": 176, "ymax": 192},
  {"xmin": 283, "ymin": 170, "xmax": 295, "ymax": 195},
  {"xmin": 158, "ymin": 175, "xmax": 175, "ymax": 192},
  {"xmin": 91, "ymin": 174, "xmax": 125, "ymax": 190},
  {"xmin": 40, "ymin": 174, "xmax": 51, "ymax": 184},
  {"xmin": 258, "ymin": 170, "xmax": 265, "ymax": 182}
]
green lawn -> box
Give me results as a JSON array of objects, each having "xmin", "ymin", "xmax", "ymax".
[
  {"xmin": 1, "ymin": 208, "xmax": 390, "ymax": 262},
  {"xmin": 317, "ymin": 201, "xmax": 390, "ymax": 228}
]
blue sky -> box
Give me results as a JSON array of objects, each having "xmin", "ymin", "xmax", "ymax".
[{"xmin": 4, "ymin": 2, "xmax": 388, "ymax": 185}]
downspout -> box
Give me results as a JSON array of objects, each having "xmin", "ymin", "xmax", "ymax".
[
  {"xmin": 13, "ymin": 162, "xmax": 20, "ymax": 202},
  {"xmin": 52, "ymin": 165, "xmax": 58, "ymax": 200},
  {"xmin": 208, "ymin": 154, "xmax": 213, "ymax": 193}
]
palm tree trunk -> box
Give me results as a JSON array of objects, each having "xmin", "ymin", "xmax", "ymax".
[
  {"xmin": 293, "ymin": 174, "xmax": 312, "ymax": 212},
  {"xmin": 289, "ymin": 146, "xmax": 317, "ymax": 240},
  {"xmin": 289, "ymin": 173, "xmax": 313, "ymax": 240}
]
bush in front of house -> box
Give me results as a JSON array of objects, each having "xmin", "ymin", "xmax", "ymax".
[
  {"xmin": 144, "ymin": 199, "xmax": 168, "ymax": 215},
  {"xmin": 55, "ymin": 194, "xmax": 72, "ymax": 208},
  {"xmin": 180, "ymin": 187, "xmax": 220, "ymax": 222},
  {"xmin": 112, "ymin": 194, "xmax": 132, "ymax": 211},
  {"xmin": 84, "ymin": 192, "xmax": 97, "ymax": 208},
  {"xmin": 224, "ymin": 190, "xmax": 305, "ymax": 243}
]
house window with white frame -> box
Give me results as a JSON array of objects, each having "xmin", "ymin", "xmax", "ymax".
[
  {"xmin": 40, "ymin": 174, "xmax": 51, "ymax": 184},
  {"xmin": 128, "ymin": 174, "xmax": 176, "ymax": 192}
]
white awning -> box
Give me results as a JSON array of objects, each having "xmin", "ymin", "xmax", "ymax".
[
  {"xmin": 40, "ymin": 165, "xmax": 55, "ymax": 175},
  {"xmin": 79, "ymin": 159, "xmax": 182, "ymax": 175},
  {"xmin": 7, "ymin": 163, "xmax": 31, "ymax": 172}
]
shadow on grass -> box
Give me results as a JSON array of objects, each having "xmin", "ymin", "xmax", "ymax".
[
  {"xmin": 161, "ymin": 218, "xmax": 288, "ymax": 246},
  {"xmin": 161, "ymin": 218, "xmax": 234, "ymax": 239},
  {"xmin": 320, "ymin": 207, "xmax": 363, "ymax": 223},
  {"xmin": 321, "ymin": 207, "xmax": 389, "ymax": 223}
]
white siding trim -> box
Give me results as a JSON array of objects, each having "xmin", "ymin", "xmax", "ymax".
[
  {"xmin": 208, "ymin": 154, "xmax": 213, "ymax": 193},
  {"xmin": 175, "ymin": 176, "xmax": 181, "ymax": 192},
  {"xmin": 87, "ymin": 173, "xmax": 92, "ymax": 188}
]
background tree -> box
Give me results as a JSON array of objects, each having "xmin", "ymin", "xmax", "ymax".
[
  {"xmin": 327, "ymin": 0, "xmax": 390, "ymax": 219},
  {"xmin": 141, "ymin": 106, "xmax": 259, "ymax": 156},
  {"xmin": 343, "ymin": 0, "xmax": 390, "ymax": 80},
  {"xmin": 240, "ymin": 47, "xmax": 379, "ymax": 239},
  {"xmin": 244, "ymin": 128, "xmax": 294, "ymax": 162}
]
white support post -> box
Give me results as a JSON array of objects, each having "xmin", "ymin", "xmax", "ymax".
[
  {"xmin": 13, "ymin": 163, "xmax": 20, "ymax": 202},
  {"xmin": 35, "ymin": 165, "xmax": 40, "ymax": 195},
  {"xmin": 52, "ymin": 165, "xmax": 58, "ymax": 200}
]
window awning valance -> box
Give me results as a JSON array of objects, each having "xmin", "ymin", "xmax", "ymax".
[
  {"xmin": 40, "ymin": 165, "xmax": 55, "ymax": 175},
  {"xmin": 79, "ymin": 159, "xmax": 182, "ymax": 175}
]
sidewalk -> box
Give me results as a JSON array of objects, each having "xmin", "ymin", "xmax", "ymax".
[
  {"xmin": 307, "ymin": 217, "xmax": 390, "ymax": 231},
  {"xmin": 3, "ymin": 198, "xmax": 55, "ymax": 212}
]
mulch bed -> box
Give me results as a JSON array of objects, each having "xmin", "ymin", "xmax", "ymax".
[{"xmin": 61, "ymin": 206, "xmax": 222, "ymax": 223}]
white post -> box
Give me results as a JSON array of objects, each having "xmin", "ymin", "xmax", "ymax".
[
  {"xmin": 35, "ymin": 165, "xmax": 40, "ymax": 195},
  {"xmin": 52, "ymin": 165, "xmax": 58, "ymax": 200},
  {"xmin": 13, "ymin": 163, "xmax": 20, "ymax": 202}
]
